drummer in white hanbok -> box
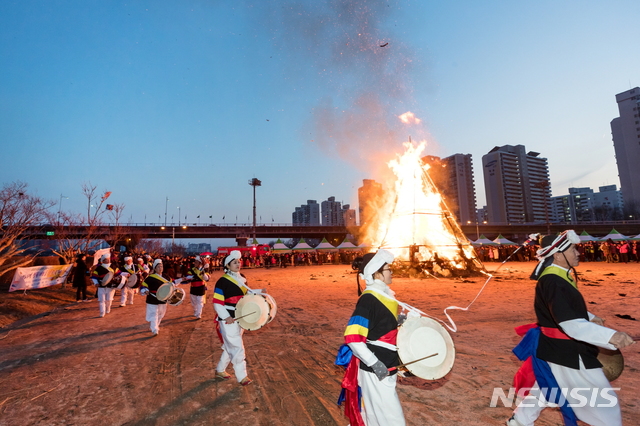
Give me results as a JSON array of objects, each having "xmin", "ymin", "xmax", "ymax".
[
  {"xmin": 119, "ymin": 256, "xmax": 137, "ymax": 307},
  {"xmin": 187, "ymin": 256, "xmax": 209, "ymax": 320},
  {"xmin": 212, "ymin": 250, "xmax": 253, "ymax": 386},
  {"xmin": 340, "ymin": 249, "xmax": 406, "ymax": 426},
  {"xmin": 141, "ymin": 259, "xmax": 170, "ymax": 336}
]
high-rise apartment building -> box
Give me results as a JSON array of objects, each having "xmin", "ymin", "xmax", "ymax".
[
  {"xmin": 593, "ymin": 184, "xmax": 624, "ymax": 221},
  {"xmin": 611, "ymin": 87, "xmax": 640, "ymax": 215},
  {"xmin": 357, "ymin": 179, "xmax": 384, "ymax": 226},
  {"xmin": 551, "ymin": 187, "xmax": 595, "ymax": 223},
  {"xmin": 422, "ymin": 153, "xmax": 477, "ymax": 224},
  {"xmin": 292, "ymin": 200, "xmax": 320, "ymax": 225},
  {"xmin": 482, "ymin": 144, "xmax": 552, "ymax": 224},
  {"xmin": 320, "ymin": 197, "xmax": 355, "ymax": 226}
]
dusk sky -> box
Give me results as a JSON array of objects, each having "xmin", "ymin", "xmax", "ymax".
[{"xmin": 2, "ymin": 1, "xmax": 640, "ymax": 230}]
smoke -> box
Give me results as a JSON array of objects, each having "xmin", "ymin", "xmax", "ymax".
[{"xmin": 246, "ymin": 0, "xmax": 428, "ymax": 170}]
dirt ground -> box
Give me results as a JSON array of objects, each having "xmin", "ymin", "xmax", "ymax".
[{"xmin": 0, "ymin": 262, "xmax": 639, "ymax": 426}]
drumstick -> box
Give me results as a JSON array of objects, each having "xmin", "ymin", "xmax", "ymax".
[
  {"xmin": 234, "ymin": 311, "xmax": 257, "ymax": 321},
  {"xmin": 388, "ymin": 353, "xmax": 438, "ymax": 371}
]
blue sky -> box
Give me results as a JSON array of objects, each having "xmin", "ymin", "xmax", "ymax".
[{"xmin": 2, "ymin": 0, "xmax": 639, "ymax": 229}]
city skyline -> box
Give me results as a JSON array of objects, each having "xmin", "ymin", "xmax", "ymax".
[{"xmin": 2, "ymin": 1, "xmax": 639, "ymax": 226}]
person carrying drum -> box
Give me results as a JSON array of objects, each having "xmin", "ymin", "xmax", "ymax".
[
  {"xmin": 119, "ymin": 256, "xmax": 137, "ymax": 307},
  {"xmin": 140, "ymin": 259, "xmax": 170, "ymax": 336},
  {"xmin": 507, "ymin": 230, "xmax": 635, "ymax": 426},
  {"xmin": 212, "ymin": 250, "xmax": 253, "ymax": 386},
  {"xmin": 340, "ymin": 249, "xmax": 406, "ymax": 426},
  {"xmin": 187, "ymin": 256, "xmax": 209, "ymax": 320},
  {"xmin": 91, "ymin": 254, "xmax": 121, "ymax": 318}
]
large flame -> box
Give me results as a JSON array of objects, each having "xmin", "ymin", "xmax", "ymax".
[{"xmin": 361, "ymin": 140, "xmax": 481, "ymax": 274}]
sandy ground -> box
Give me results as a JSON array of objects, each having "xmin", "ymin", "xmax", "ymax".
[{"xmin": 0, "ymin": 262, "xmax": 639, "ymax": 426}]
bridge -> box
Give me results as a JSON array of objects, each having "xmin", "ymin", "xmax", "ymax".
[{"xmin": 25, "ymin": 220, "xmax": 640, "ymax": 245}]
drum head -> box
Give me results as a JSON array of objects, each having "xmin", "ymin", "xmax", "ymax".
[
  {"xmin": 598, "ymin": 348, "xmax": 624, "ymax": 382},
  {"xmin": 101, "ymin": 271, "xmax": 114, "ymax": 286},
  {"xmin": 235, "ymin": 294, "xmax": 270, "ymax": 331},
  {"xmin": 156, "ymin": 283, "xmax": 174, "ymax": 301},
  {"xmin": 397, "ymin": 316, "xmax": 455, "ymax": 380},
  {"xmin": 126, "ymin": 274, "xmax": 138, "ymax": 288},
  {"xmin": 168, "ymin": 287, "xmax": 186, "ymax": 306},
  {"xmin": 263, "ymin": 293, "xmax": 277, "ymax": 323}
]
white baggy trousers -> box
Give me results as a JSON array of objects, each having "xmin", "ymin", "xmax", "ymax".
[
  {"xmin": 216, "ymin": 320, "xmax": 247, "ymax": 382},
  {"xmin": 190, "ymin": 294, "xmax": 205, "ymax": 318},
  {"xmin": 145, "ymin": 303, "xmax": 168, "ymax": 334},
  {"xmin": 97, "ymin": 287, "xmax": 115, "ymax": 316},
  {"xmin": 513, "ymin": 358, "xmax": 621, "ymax": 426},
  {"xmin": 358, "ymin": 368, "xmax": 406, "ymax": 426}
]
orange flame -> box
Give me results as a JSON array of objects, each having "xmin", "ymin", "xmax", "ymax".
[{"xmin": 361, "ymin": 140, "xmax": 479, "ymax": 272}]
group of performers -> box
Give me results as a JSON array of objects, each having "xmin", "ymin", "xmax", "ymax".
[
  {"xmin": 339, "ymin": 230, "xmax": 636, "ymax": 426},
  {"xmin": 84, "ymin": 249, "xmax": 257, "ymax": 386},
  {"xmin": 78, "ymin": 228, "xmax": 637, "ymax": 424}
]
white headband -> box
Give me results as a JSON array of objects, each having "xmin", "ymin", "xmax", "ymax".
[
  {"xmin": 531, "ymin": 230, "xmax": 580, "ymax": 278},
  {"xmin": 361, "ymin": 249, "xmax": 395, "ymax": 285},
  {"xmin": 224, "ymin": 250, "xmax": 241, "ymax": 267}
]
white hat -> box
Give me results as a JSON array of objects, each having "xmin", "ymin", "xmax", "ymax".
[
  {"xmin": 124, "ymin": 256, "xmax": 132, "ymax": 261},
  {"xmin": 100, "ymin": 254, "xmax": 111, "ymax": 263},
  {"xmin": 137, "ymin": 258, "xmax": 143, "ymax": 262},
  {"xmin": 224, "ymin": 250, "xmax": 241, "ymax": 267},
  {"xmin": 194, "ymin": 255, "xmax": 202, "ymax": 263},
  {"xmin": 362, "ymin": 249, "xmax": 394, "ymax": 285},
  {"xmin": 152, "ymin": 259, "xmax": 163, "ymax": 270}
]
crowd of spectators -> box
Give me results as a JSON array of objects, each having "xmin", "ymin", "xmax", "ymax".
[{"xmin": 474, "ymin": 240, "xmax": 639, "ymax": 263}]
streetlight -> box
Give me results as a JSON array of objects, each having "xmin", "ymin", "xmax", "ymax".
[
  {"xmin": 249, "ymin": 178, "xmax": 262, "ymax": 241},
  {"xmin": 58, "ymin": 194, "xmax": 68, "ymax": 222},
  {"xmin": 178, "ymin": 206, "xmax": 181, "ymax": 226},
  {"xmin": 165, "ymin": 197, "xmax": 169, "ymax": 226},
  {"xmin": 467, "ymin": 220, "xmax": 480, "ymax": 241}
]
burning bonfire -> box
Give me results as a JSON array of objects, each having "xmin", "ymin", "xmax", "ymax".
[{"xmin": 360, "ymin": 140, "xmax": 485, "ymax": 277}]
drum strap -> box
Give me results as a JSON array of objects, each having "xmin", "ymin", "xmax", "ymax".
[{"xmin": 366, "ymin": 340, "xmax": 396, "ymax": 351}]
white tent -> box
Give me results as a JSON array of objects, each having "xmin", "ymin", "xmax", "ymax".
[
  {"xmin": 578, "ymin": 231, "xmax": 598, "ymax": 242},
  {"xmin": 600, "ymin": 228, "xmax": 628, "ymax": 242},
  {"xmin": 629, "ymin": 233, "xmax": 640, "ymax": 241},
  {"xmin": 493, "ymin": 234, "xmax": 516, "ymax": 245},
  {"xmin": 337, "ymin": 238, "xmax": 360, "ymax": 251},
  {"xmin": 315, "ymin": 238, "xmax": 338, "ymax": 252},
  {"xmin": 472, "ymin": 234, "xmax": 497, "ymax": 246},
  {"xmin": 272, "ymin": 238, "xmax": 292, "ymax": 253},
  {"xmin": 292, "ymin": 238, "xmax": 315, "ymax": 251}
]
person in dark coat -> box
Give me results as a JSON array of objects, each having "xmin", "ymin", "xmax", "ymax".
[{"xmin": 72, "ymin": 253, "xmax": 90, "ymax": 301}]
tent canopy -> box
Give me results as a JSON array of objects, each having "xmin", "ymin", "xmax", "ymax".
[
  {"xmin": 272, "ymin": 238, "xmax": 292, "ymax": 253},
  {"xmin": 292, "ymin": 238, "xmax": 315, "ymax": 251},
  {"xmin": 600, "ymin": 228, "xmax": 628, "ymax": 242},
  {"xmin": 578, "ymin": 230, "xmax": 598, "ymax": 242},
  {"xmin": 337, "ymin": 238, "xmax": 359, "ymax": 250},
  {"xmin": 315, "ymin": 238, "xmax": 338, "ymax": 251},
  {"xmin": 471, "ymin": 234, "xmax": 497, "ymax": 246},
  {"xmin": 493, "ymin": 234, "xmax": 515, "ymax": 245}
]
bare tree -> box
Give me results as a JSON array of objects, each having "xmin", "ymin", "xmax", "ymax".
[
  {"xmin": 51, "ymin": 182, "xmax": 113, "ymax": 264},
  {"xmin": 0, "ymin": 182, "xmax": 55, "ymax": 277}
]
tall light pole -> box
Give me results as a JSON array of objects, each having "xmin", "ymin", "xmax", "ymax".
[
  {"xmin": 178, "ymin": 206, "xmax": 181, "ymax": 226},
  {"xmin": 249, "ymin": 178, "xmax": 262, "ymax": 241},
  {"xmin": 58, "ymin": 194, "xmax": 68, "ymax": 222},
  {"xmin": 165, "ymin": 197, "xmax": 169, "ymax": 226}
]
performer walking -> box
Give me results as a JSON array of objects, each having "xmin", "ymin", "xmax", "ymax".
[
  {"xmin": 340, "ymin": 249, "xmax": 406, "ymax": 426},
  {"xmin": 187, "ymin": 256, "xmax": 209, "ymax": 320},
  {"xmin": 212, "ymin": 250, "xmax": 253, "ymax": 386},
  {"xmin": 141, "ymin": 259, "xmax": 170, "ymax": 336},
  {"xmin": 91, "ymin": 254, "xmax": 120, "ymax": 317},
  {"xmin": 507, "ymin": 230, "xmax": 635, "ymax": 426},
  {"xmin": 119, "ymin": 256, "xmax": 137, "ymax": 307}
]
